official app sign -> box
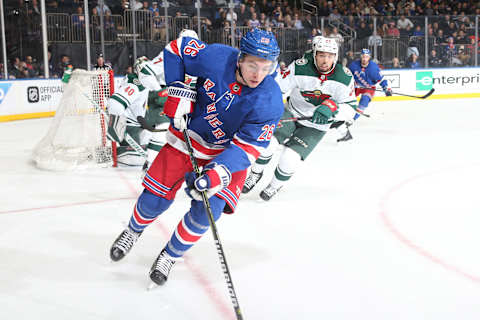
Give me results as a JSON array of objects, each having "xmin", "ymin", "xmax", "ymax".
[
  {"xmin": 416, "ymin": 71, "xmax": 433, "ymax": 90},
  {"xmin": 27, "ymin": 86, "xmax": 39, "ymax": 103},
  {"xmin": 30, "ymin": 85, "xmax": 63, "ymax": 103},
  {"xmin": 0, "ymin": 82, "xmax": 12, "ymax": 103}
]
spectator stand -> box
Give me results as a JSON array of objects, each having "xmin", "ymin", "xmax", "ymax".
[{"xmin": 1, "ymin": 1, "xmax": 480, "ymax": 78}]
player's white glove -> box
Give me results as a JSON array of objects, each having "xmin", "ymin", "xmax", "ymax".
[
  {"xmin": 107, "ymin": 114, "xmax": 127, "ymax": 143},
  {"xmin": 164, "ymin": 81, "xmax": 197, "ymax": 131},
  {"xmin": 184, "ymin": 162, "xmax": 231, "ymax": 200}
]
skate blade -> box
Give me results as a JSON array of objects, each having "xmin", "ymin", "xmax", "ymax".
[{"xmin": 147, "ymin": 282, "xmax": 159, "ymax": 291}]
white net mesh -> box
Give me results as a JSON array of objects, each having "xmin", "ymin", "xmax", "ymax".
[{"xmin": 33, "ymin": 69, "xmax": 114, "ymax": 171}]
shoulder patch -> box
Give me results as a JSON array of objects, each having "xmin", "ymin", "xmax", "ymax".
[
  {"xmin": 133, "ymin": 77, "xmax": 141, "ymax": 86},
  {"xmin": 343, "ymin": 66, "xmax": 352, "ymax": 76},
  {"xmin": 295, "ymin": 58, "xmax": 308, "ymax": 66}
]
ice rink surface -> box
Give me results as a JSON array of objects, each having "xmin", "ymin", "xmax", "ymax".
[{"xmin": 1, "ymin": 97, "xmax": 479, "ymax": 320}]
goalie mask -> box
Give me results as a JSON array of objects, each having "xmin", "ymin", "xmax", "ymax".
[
  {"xmin": 312, "ymin": 36, "xmax": 338, "ymax": 74},
  {"xmin": 133, "ymin": 56, "xmax": 149, "ymax": 76},
  {"xmin": 134, "ymin": 56, "xmax": 162, "ymax": 91}
]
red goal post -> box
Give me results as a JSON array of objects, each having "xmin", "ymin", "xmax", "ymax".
[{"xmin": 32, "ymin": 69, "xmax": 118, "ymax": 170}]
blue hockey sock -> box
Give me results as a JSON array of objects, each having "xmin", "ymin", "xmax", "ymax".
[
  {"xmin": 165, "ymin": 196, "xmax": 225, "ymax": 258},
  {"xmin": 128, "ymin": 189, "xmax": 173, "ymax": 233},
  {"xmin": 354, "ymin": 95, "xmax": 371, "ymax": 120}
]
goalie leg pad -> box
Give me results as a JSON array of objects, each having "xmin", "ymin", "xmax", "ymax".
[
  {"xmin": 165, "ymin": 197, "xmax": 225, "ymax": 258},
  {"xmin": 128, "ymin": 189, "xmax": 173, "ymax": 232},
  {"xmin": 107, "ymin": 114, "xmax": 127, "ymax": 143}
]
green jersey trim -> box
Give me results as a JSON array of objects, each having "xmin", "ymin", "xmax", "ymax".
[
  {"xmin": 127, "ymin": 74, "xmax": 146, "ymax": 91},
  {"xmin": 294, "ymin": 52, "xmax": 353, "ymax": 87},
  {"xmin": 111, "ymin": 94, "xmax": 130, "ymax": 109}
]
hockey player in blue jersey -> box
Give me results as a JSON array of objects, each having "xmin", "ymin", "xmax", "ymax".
[
  {"xmin": 109, "ymin": 28, "xmax": 283, "ymax": 286},
  {"xmin": 343, "ymin": 48, "xmax": 392, "ymax": 141}
]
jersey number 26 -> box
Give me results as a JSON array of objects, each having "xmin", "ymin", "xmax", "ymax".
[{"xmin": 258, "ymin": 124, "xmax": 275, "ymax": 141}]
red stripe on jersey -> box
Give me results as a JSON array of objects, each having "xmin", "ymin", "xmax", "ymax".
[
  {"xmin": 206, "ymin": 169, "xmax": 221, "ymax": 187},
  {"xmin": 220, "ymin": 189, "xmax": 237, "ymax": 207},
  {"xmin": 233, "ymin": 138, "xmax": 261, "ymax": 159},
  {"xmin": 133, "ymin": 204, "xmax": 156, "ymax": 225},
  {"xmin": 177, "ymin": 219, "xmax": 201, "ymax": 243},
  {"xmin": 170, "ymin": 39, "xmax": 180, "ymax": 56},
  {"xmin": 169, "ymin": 127, "xmax": 224, "ymax": 156}
]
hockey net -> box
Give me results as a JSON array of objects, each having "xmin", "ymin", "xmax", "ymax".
[{"xmin": 32, "ymin": 69, "xmax": 116, "ymax": 170}]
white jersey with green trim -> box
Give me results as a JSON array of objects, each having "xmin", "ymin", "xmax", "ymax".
[
  {"xmin": 107, "ymin": 73, "xmax": 149, "ymax": 126},
  {"xmin": 148, "ymin": 50, "xmax": 197, "ymax": 88},
  {"xmin": 275, "ymin": 51, "xmax": 357, "ymax": 130},
  {"xmin": 142, "ymin": 50, "xmax": 197, "ymax": 90}
]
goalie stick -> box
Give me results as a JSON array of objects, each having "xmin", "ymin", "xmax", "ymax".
[
  {"xmin": 182, "ymin": 124, "xmax": 244, "ymax": 320},
  {"xmin": 124, "ymin": 133, "xmax": 148, "ymax": 159}
]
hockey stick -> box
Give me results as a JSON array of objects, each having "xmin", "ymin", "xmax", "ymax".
[
  {"xmin": 373, "ymin": 88, "xmax": 435, "ymax": 99},
  {"xmin": 279, "ymin": 116, "xmax": 312, "ymax": 123},
  {"xmin": 124, "ymin": 133, "xmax": 147, "ymax": 159},
  {"xmin": 141, "ymin": 127, "xmax": 168, "ymax": 133},
  {"xmin": 182, "ymin": 127, "xmax": 244, "ymax": 320},
  {"xmin": 279, "ymin": 104, "xmax": 369, "ymax": 123}
]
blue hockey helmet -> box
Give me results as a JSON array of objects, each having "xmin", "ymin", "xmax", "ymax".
[
  {"xmin": 361, "ymin": 48, "xmax": 371, "ymax": 56},
  {"xmin": 239, "ymin": 28, "xmax": 280, "ymax": 63}
]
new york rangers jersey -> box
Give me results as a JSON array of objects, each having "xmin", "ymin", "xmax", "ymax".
[
  {"xmin": 163, "ymin": 37, "xmax": 284, "ymax": 174},
  {"xmin": 348, "ymin": 59, "xmax": 388, "ymax": 89},
  {"xmin": 276, "ymin": 51, "xmax": 357, "ymax": 130}
]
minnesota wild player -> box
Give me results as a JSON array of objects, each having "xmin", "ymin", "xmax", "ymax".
[
  {"xmin": 242, "ymin": 36, "xmax": 357, "ymax": 200},
  {"xmin": 106, "ymin": 57, "xmax": 167, "ymax": 166}
]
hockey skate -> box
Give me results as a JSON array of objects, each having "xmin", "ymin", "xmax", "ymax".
[
  {"xmin": 149, "ymin": 249, "xmax": 177, "ymax": 286},
  {"xmin": 337, "ymin": 128, "xmax": 353, "ymax": 142},
  {"xmin": 242, "ymin": 171, "xmax": 263, "ymax": 194},
  {"xmin": 141, "ymin": 161, "xmax": 149, "ymax": 180},
  {"xmin": 259, "ymin": 184, "xmax": 282, "ymax": 201},
  {"xmin": 110, "ymin": 228, "xmax": 141, "ymax": 262}
]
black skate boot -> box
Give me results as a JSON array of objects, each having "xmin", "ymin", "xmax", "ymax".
[
  {"xmin": 337, "ymin": 129, "xmax": 353, "ymax": 142},
  {"xmin": 110, "ymin": 228, "xmax": 141, "ymax": 262},
  {"xmin": 242, "ymin": 171, "xmax": 263, "ymax": 194},
  {"xmin": 149, "ymin": 249, "xmax": 177, "ymax": 286},
  {"xmin": 141, "ymin": 161, "xmax": 149, "ymax": 180},
  {"xmin": 259, "ymin": 184, "xmax": 282, "ymax": 201}
]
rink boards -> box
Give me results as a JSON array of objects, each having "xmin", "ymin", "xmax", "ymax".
[{"xmin": 0, "ymin": 67, "xmax": 479, "ymax": 122}]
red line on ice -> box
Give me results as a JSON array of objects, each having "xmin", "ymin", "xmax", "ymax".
[{"xmin": 379, "ymin": 165, "xmax": 480, "ymax": 284}]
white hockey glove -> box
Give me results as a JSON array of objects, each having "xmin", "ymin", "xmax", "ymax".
[
  {"xmin": 164, "ymin": 81, "xmax": 197, "ymax": 131},
  {"xmin": 184, "ymin": 162, "xmax": 231, "ymax": 200},
  {"xmin": 107, "ymin": 114, "xmax": 127, "ymax": 143}
]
